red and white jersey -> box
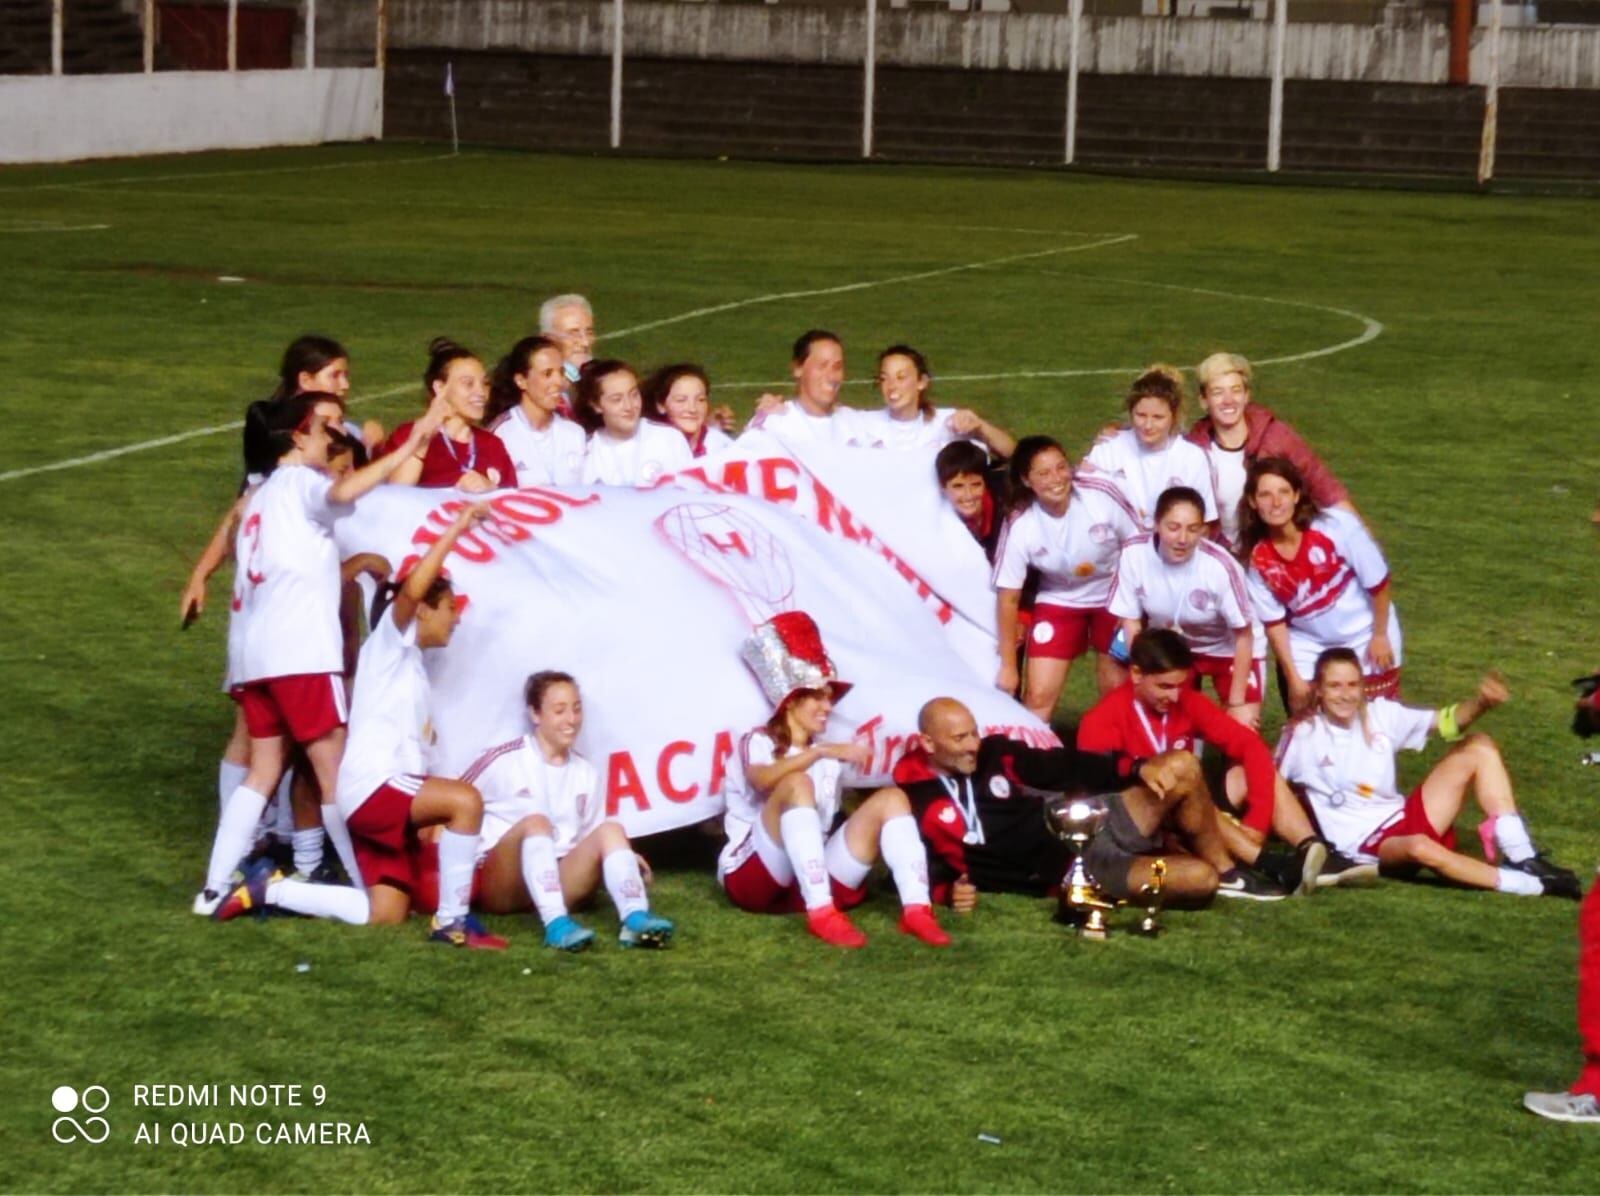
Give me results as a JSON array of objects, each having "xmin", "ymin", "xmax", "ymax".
[
  {"xmin": 749, "ymin": 400, "xmax": 879, "ymax": 448},
  {"xmin": 1274, "ymin": 699, "xmax": 1435, "ymax": 859},
  {"xmin": 489, "ymin": 406, "xmax": 586, "ymax": 486},
  {"xmin": 335, "ymin": 607, "xmax": 431, "ymax": 816},
  {"xmin": 463, "ymin": 734, "xmax": 603, "ymax": 858},
  {"xmin": 1108, "ymin": 535, "xmax": 1262, "ymax": 660},
  {"xmin": 582, "ymin": 419, "xmax": 695, "ymax": 487},
  {"xmin": 229, "ymin": 464, "xmax": 349, "ymax": 685},
  {"xmin": 991, "ymin": 486, "xmax": 1140, "ymax": 608},
  {"xmin": 1245, "ymin": 508, "xmax": 1403, "ymax": 676},
  {"xmin": 857, "ymin": 406, "xmax": 962, "ymax": 452},
  {"xmin": 1078, "ymin": 428, "xmax": 1217, "ymax": 530},
  {"xmin": 717, "ymin": 729, "xmax": 844, "ymax": 876}
]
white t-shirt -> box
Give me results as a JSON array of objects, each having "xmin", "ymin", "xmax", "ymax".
[
  {"xmin": 750, "ymin": 400, "xmax": 879, "ymax": 448},
  {"xmin": 464, "ymin": 734, "xmax": 603, "ymax": 858},
  {"xmin": 1207, "ymin": 441, "xmax": 1249, "ymax": 548},
  {"xmin": 991, "ymin": 486, "xmax": 1140, "ymax": 609},
  {"xmin": 229, "ymin": 464, "xmax": 349, "ymax": 685},
  {"xmin": 1079, "ymin": 428, "xmax": 1217, "ymax": 530},
  {"xmin": 717, "ymin": 729, "xmax": 843, "ymax": 878},
  {"xmin": 490, "ymin": 406, "xmax": 586, "ymax": 485},
  {"xmin": 336, "ymin": 607, "xmax": 431, "ymax": 814},
  {"xmin": 699, "ymin": 425, "xmax": 735, "ymax": 456},
  {"xmin": 857, "ymin": 406, "xmax": 962, "ymax": 452},
  {"xmin": 1274, "ymin": 699, "xmax": 1436, "ymax": 860},
  {"xmin": 1245, "ymin": 507, "xmax": 1403, "ymax": 677},
  {"xmin": 1108, "ymin": 535, "xmax": 1262, "ymax": 660},
  {"xmin": 582, "ymin": 419, "xmax": 695, "ymax": 487}
]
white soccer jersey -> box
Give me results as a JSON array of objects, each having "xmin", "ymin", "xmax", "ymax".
[
  {"xmin": 857, "ymin": 406, "xmax": 962, "ymax": 452},
  {"xmin": 699, "ymin": 424, "xmax": 735, "ymax": 456},
  {"xmin": 750, "ymin": 400, "xmax": 879, "ymax": 448},
  {"xmin": 1108, "ymin": 535, "xmax": 1262, "ymax": 660},
  {"xmin": 991, "ymin": 485, "xmax": 1140, "ymax": 608},
  {"xmin": 717, "ymin": 729, "xmax": 843, "ymax": 878},
  {"xmin": 490, "ymin": 406, "xmax": 587, "ymax": 485},
  {"xmin": 1078, "ymin": 428, "xmax": 1218, "ymax": 529},
  {"xmin": 335, "ymin": 607, "xmax": 431, "ymax": 815},
  {"xmin": 582, "ymin": 419, "xmax": 695, "ymax": 487},
  {"xmin": 1245, "ymin": 507, "xmax": 1403, "ymax": 677},
  {"xmin": 1207, "ymin": 441, "xmax": 1249, "ymax": 548},
  {"xmin": 229, "ymin": 464, "xmax": 349, "ymax": 685},
  {"xmin": 1274, "ymin": 699, "xmax": 1436, "ymax": 859},
  {"xmin": 464, "ymin": 734, "xmax": 603, "ymax": 858}
]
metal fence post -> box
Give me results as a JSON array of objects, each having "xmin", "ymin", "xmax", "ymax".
[
  {"xmin": 1267, "ymin": 0, "xmax": 1287, "ymax": 171},
  {"xmin": 227, "ymin": 0, "xmax": 238, "ymax": 70},
  {"xmin": 863, "ymin": 0, "xmax": 878, "ymax": 159},
  {"xmin": 1477, "ymin": 0, "xmax": 1503, "ymax": 183},
  {"xmin": 611, "ymin": 0, "xmax": 624, "ymax": 150},
  {"xmin": 1064, "ymin": 0, "xmax": 1082, "ymax": 164},
  {"xmin": 51, "ymin": 0, "xmax": 62, "ymax": 75},
  {"xmin": 306, "ymin": 0, "xmax": 317, "ymax": 69}
]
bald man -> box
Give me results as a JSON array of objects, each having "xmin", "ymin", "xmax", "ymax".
[{"xmin": 894, "ymin": 697, "xmax": 1255, "ymax": 909}]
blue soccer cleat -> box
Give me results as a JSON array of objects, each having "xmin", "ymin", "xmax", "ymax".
[
  {"xmin": 618, "ymin": 910, "xmax": 675, "ymax": 949},
  {"xmin": 543, "ymin": 914, "xmax": 596, "ymax": 952}
]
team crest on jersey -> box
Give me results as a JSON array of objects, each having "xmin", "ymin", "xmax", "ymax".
[
  {"xmin": 641, "ymin": 461, "xmax": 664, "ymax": 484},
  {"xmin": 1309, "ymin": 545, "xmax": 1328, "ymax": 566},
  {"xmin": 939, "ymin": 806, "xmax": 958, "ymax": 824},
  {"xmin": 1189, "ymin": 589, "xmax": 1216, "ymax": 611},
  {"xmin": 1175, "ymin": 736, "xmax": 1193, "ymax": 751},
  {"xmin": 989, "ymin": 776, "xmax": 1012, "ymax": 799},
  {"xmin": 1089, "ymin": 522, "xmax": 1116, "ymax": 544}
]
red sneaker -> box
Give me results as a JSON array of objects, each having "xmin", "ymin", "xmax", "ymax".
[
  {"xmin": 898, "ymin": 904, "xmax": 951, "ymax": 947},
  {"xmin": 806, "ymin": 904, "xmax": 867, "ymax": 949}
]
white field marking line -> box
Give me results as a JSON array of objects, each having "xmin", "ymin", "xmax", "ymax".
[
  {"xmin": 601, "ymin": 234, "xmax": 1139, "ymax": 342},
  {"xmin": 45, "ymin": 183, "xmax": 1110, "ymax": 240},
  {"xmin": 0, "ymin": 234, "xmax": 1131, "ymax": 485},
  {"xmin": 0, "ymin": 151, "xmax": 471, "ymax": 194},
  {"xmin": 0, "ymin": 222, "xmax": 110, "ymax": 233},
  {"xmin": 0, "ymin": 379, "xmax": 415, "ymax": 484}
]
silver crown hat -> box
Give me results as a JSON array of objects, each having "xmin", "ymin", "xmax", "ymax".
[{"xmin": 739, "ymin": 611, "xmax": 854, "ymax": 710}]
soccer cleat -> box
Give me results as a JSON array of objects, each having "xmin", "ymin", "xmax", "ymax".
[
  {"xmin": 429, "ymin": 914, "xmax": 510, "ymax": 950},
  {"xmin": 1541, "ymin": 872, "xmax": 1584, "ymax": 901},
  {"xmin": 192, "ymin": 888, "xmax": 223, "ymax": 916},
  {"xmin": 1316, "ymin": 850, "xmax": 1381, "ymax": 888},
  {"xmin": 617, "ymin": 910, "xmax": 675, "ymax": 949},
  {"xmin": 1269, "ymin": 838, "xmax": 1329, "ymax": 896},
  {"xmin": 1523, "ymin": 1091, "xmax": 1600, "ymax": 1123},
  {"xmin": 214, "ymin": 858, "xmax": 282, "ymax": 922},
  {"xmin": 543, "ymin": 914, "xmax": 596, "ymax": 952},
  {"xmin": 1216, "ymin": 867, "xmax": 1289, "ymax": 902},
  {"xmin": 898, "ymin": 903, "xmax": 952, "ymax": 947},
  {"xmin": 1509, "ymin": 853, "xmax": 1580, "ymax": 885},
  {"xmin": 806, "ymin": 904, "xmax": 868, "ymax": 949}
]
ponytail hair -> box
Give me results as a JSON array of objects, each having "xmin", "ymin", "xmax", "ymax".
[
  {"xmin": 487, "ymin": 334, "xmax": 561, "ymax": 425},
  {"xmin": 1006, "ymin": 435, "xmax": 1065, "ymax": 516},
  {"xmin": 243, "ymin": 393, "xmax": 318, "ymax": 477},
  {"xmin": 423, "ymin": 337, "xmax": 477, "ymax": 403}
]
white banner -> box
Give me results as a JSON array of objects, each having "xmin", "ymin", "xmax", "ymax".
[{"xmin": 334, "ymin": 449, "xmax": 1046, "ymax": 837}]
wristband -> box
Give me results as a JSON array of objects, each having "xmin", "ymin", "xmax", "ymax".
[{"xmin": 1438, "ymin": 703, "xmax": 1464, "ymax": 742}]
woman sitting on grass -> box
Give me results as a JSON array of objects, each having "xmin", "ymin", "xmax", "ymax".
[{"xmin": 1274, "ymin": 648, "xmax": 1580, "ymax": 900}]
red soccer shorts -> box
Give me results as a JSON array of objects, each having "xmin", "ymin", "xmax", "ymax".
[
  {"xmin": 1192, "ymin": 655, "xmax": 1266, "ymax": 704},
  {"xmin": 346, "ymin": 776, "xmax": 427, "ymax": 896},
  {"xmin": 721, "ymin": 851, "xmax": 867, "ymax": 915},
  {"xmin": 1359, "ymin": 785, "xmax": 1458, "ymax": 858},
  {"xmin": 1026, "ymin": 603, "xmax": 1117, "ymax": 662},
  {"xmin": 232, "ymin": 672, "xmax": 346, "ymax": 743}
]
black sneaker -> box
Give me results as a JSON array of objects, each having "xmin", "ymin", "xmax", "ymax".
[
  {"xmin": 1216, "ymin": 867, "xmax": 1288, "ymax": 901},
  {"xmin": 1539, "ymin": 871, "xmax": 1584, "ymax": 901},
  {"xmin": 1315, "ymin": 849, "xmax": 1381, "ymax": 888},
  {"xmin": 1508, "ymin": 853, "xmax": 1579, "ymax": 885}
]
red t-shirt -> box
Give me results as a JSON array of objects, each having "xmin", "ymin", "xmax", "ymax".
[
  {"xmin": 384, "ymin": 422, "xmax": 518, "ymax": 490},
  {"xmin": 1076, "ymin": 681, "xmax": 1277, "ymax": 830}
]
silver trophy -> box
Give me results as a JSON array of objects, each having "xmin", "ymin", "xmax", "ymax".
[{"xmin": 1044, "ymin": 794, "xmax": 1116, "ymax": 941}]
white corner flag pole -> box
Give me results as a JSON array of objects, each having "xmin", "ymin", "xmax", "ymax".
[{"xmin": 445, "ymin": 61, "xmax": 459, "ymax": 155}]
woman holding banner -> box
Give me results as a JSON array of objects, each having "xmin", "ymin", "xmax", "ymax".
[
  {"xmin": 485, "ymin": 334, "xmax": 587, "ymax": 485},
  {"xmin": 386, "ymin": 338, "xmax": 518, "ymax": 492},
  {"xmin": 860, "ymin": 345, "xmax": 1016, "ymax": 457},
  {"xmin": 642, "ymin": 362, "xmax": 734, "ymax": 459},
  {"xmin": 718, "ymin": 612, "xmax": 950, "ymax": 949},
  {"xmin": 578, "ymin": 359, "xmax": 694, "ymax": 486}
]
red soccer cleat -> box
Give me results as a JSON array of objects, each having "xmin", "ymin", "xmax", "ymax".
[
  {"xmin": 806, "ymin": 904, "xmax": 867, "ymax": 949},
  {"xmin": 898, "ymin": 904, "xmax": 951, "ymax": 947}
]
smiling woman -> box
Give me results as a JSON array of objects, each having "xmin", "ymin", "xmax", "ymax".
[{"xmin": 384, "ymin": 338, "xmax": 519, "ymax": 492}]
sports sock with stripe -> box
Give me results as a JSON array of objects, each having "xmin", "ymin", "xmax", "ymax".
[
  {"xmin": 519, "ymin": 834, "xmax": 568, "ymax": 925},
  {"xmin": 779, "ymin": 807, "xmax": 832, "ymax": 911},
  {"xmin": 601, "ymin": 847, "xmax": 649, "ymax": 920}
]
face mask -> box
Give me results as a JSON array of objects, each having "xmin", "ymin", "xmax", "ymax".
[{"xmin": 563, "ymin": 361, "xmax": 581, "ymax": 384}]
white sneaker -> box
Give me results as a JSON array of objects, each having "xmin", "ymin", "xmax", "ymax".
[
  {"xmin": 192, "ymin": 888, "xmax": 222, "ymax": 916},
  {"xmin": 1523, "ymin": 1091, "xmax": 1600, "ymax": 1123}
]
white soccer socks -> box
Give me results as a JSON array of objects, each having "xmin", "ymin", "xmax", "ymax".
[
  {"xmin": 601, "ymin": 847, "xmax": 650, "ymax": 920},
  {"xmin": 319, "ymin": 802, "xmax": 365, "ymax": 890},
  {"xmin": 204, "ymin": 785, "xmax": 269, "ymax": 895},
  {"xmin": 879, "ymin": 813, "xmax": 932, "ymax": 908},
  {"xmin": 435, "ymin": 829, "xmax": 479, "ymax": 924},
  {"xmin": 519, "ymin": 834, "xmax": 569, "ymax": 926},
  {"xmin": 779, "ymin": 806, "xmax": 833, "ymax": 911},
  {"xmin": 1480, "ymin": 813, "xmax": 1535, "ymax": 865},
  {"xmin": 268, "ymin": 877, "xmax": 370, "ymax": 924}
]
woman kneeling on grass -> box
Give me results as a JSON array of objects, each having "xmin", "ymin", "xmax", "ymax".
[
  {"xmin": 216, "ymin": 503, "xmax": 511, "ymax": 949},
  {"xmin": 459, "ymin": 671, "xmax": 674, "ymax": 952},
  {"xmin": 717, "ymin": 612, "xmax": 949, "ymax": 949},
  {"xmin": 1274, "ymin": 648, "xmax": 1581, "ymax": 900}
]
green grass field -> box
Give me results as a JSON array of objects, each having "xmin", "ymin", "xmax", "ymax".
[{"xmin": 3, "ymin": 142, "xmax": 1599, "ymax": 1193}]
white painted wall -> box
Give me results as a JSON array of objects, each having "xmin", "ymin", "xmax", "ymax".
[
  {"xmin": 0, "ymin": 67, "xmax": 382, "ymax": 164},
  {"xmin": 382, "ymin": 0, "xmax": 1600, "ymax": 87}
]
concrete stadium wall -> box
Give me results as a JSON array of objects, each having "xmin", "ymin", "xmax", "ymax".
[
  {"xmin": 383, "ymin": 0, "xmax": 1600, "ymax": 87},
  {"xmin": 0, "ymin": 67, "xmax": 382, "ymax": 163}
]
